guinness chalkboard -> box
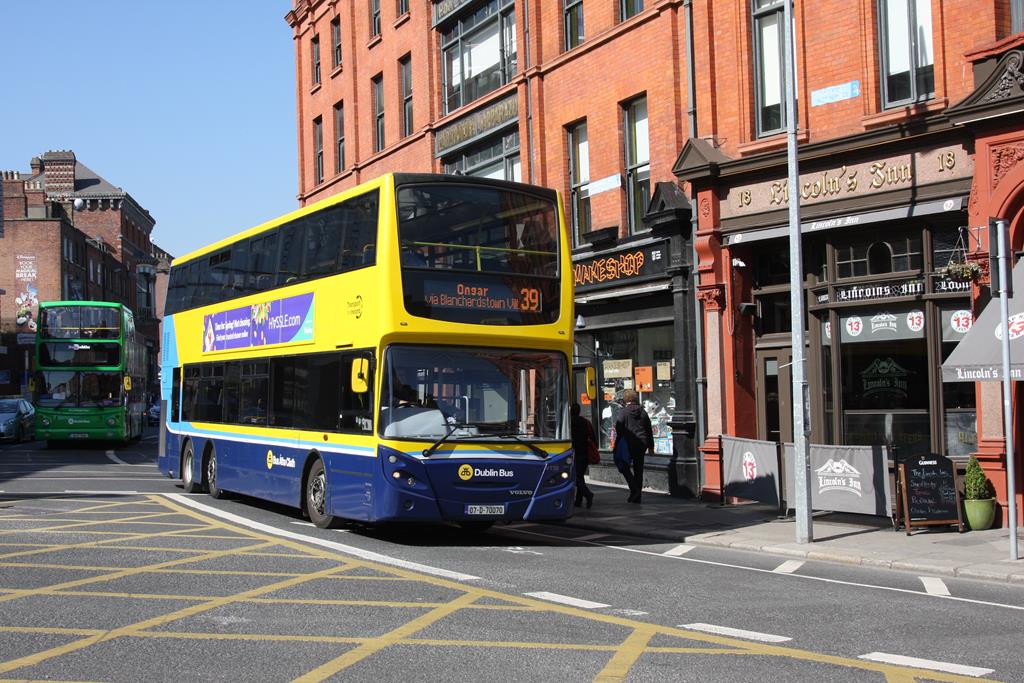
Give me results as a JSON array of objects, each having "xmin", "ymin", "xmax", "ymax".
[{"xmin": 896, "ymin": 454, "xmax": 964, "ymax": 534}]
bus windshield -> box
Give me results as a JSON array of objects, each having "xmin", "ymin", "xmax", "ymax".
[
  {"xmin": 380, "ymin": 345, "xmax": 568, "ymax": 442},
  {"xmin": 34, "ymin": 371, "xmax": 123, "ymax": 408},
  {"xmin": 39, "ymin": 307, "xmax": 120, "ymax": 340},
  {"xmin": 397, "ymin": 183, "xmax": 561, "ymax": 325},
  {"xmin": 39, "ymin": 342, "xmax": 121, "ymax": 367}
]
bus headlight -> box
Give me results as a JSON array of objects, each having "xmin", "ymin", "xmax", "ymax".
[
  {"xmin": 41, "ymin": 417, "xmax": 50, "ymax": 427},
  {"xmin": 106, "ymin": 418, "xmax": 116, "ymax": 426}
]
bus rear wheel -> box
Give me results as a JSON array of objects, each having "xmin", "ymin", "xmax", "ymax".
[
  {"xmin": 206, "ymin": 448, "xmax": 227, "ymax": 499},
  {"xmin": 305, "ymin": 459, "xmax": 339, "ymax": 529},
  {"xmin": 181, "ymin": 442, "xmax": 202, "ymax": 493}
]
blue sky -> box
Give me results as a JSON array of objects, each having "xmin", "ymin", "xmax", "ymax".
[{"xmin": 0, "ymin": 1, "xmax": 296, "ymax": 259}]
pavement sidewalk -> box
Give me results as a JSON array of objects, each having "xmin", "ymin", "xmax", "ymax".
[{"xmin": 558, "ymin": 480, "xmax": 1024, "ymax": 584}]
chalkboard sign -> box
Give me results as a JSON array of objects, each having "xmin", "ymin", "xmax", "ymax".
[{"xmin": 895, "ymin": 454, "xmax": 964, "ymax": 534}]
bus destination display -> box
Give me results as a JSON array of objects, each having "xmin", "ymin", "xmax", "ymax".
[{"xmin": 424, "ymin": 279, "xmax": 542, "ymax": 313}]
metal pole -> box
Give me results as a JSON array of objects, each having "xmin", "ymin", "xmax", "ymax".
[
  {"xmin": 783, "ymin": 0, "xmax": 812, "ymax": 543},
  {"xmin": 996, "ymin": 219, "xmax": 1019, "ymax": 560}
]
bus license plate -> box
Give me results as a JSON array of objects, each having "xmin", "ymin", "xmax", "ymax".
[
  {"xmin": 466, "ymin": 504, "xmax": 504, "ymax": 516},
  {"xmin": 68, "ymin": 433, "xmax": 89, "ymax": 439}
]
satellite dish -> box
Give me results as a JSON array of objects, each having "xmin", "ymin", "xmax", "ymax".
[{"xmin": 73, "ymin": 198, "xmax": 85, "ymax": 210}]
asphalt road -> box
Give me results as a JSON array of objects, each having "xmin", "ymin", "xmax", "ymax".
[{"xmin": 1, "ymin": 435, "xmax": 1021, "ymax": 682}]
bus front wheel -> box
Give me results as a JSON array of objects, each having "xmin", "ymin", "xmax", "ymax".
[
  {"xmin": 305, "ymin": 459, "xmax": 339, "ymax": 529},
  {"xmin": 182, "ymin": 442, "xmax": 202, "ymax": 494}
]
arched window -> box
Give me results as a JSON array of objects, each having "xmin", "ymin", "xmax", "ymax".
[{"xmin": 868, "ymin": 241, "xmax": 893, "ymax": 274}]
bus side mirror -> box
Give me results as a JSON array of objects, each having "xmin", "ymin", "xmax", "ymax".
[
  {"xmin": 351, "ymin": 358, "xmax": 369, "ymax": 394},
  {"xmin": 585, "ymin": 367, "xmax": 597, "ymax": 401}
]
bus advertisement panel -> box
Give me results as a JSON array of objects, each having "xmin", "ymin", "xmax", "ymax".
[
  {"xmin": 33, "ymin": 302, "xmax": 146, "ymax": 444},
  {"xmin": 158, "ymin": 173, "xmax": 576, "ymax": 529}
]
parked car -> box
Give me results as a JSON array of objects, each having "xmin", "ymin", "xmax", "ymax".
[
  {"xmin": 0, "ymin": 398, "xmax": 35, "ymax": 442},
  {"xmin": 146, "ymin": 403, "xmax": 160, "ymax": 426}
]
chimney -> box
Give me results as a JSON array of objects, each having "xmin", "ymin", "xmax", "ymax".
[
  {"xmin": 29, "ymin": 157, "xmax": 41, "ymax": 176},
  {"xmin": 41, "ymin": 149, "xmax": 77, "ymax": 195}
]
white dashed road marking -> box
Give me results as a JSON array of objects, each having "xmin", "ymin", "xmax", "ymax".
[
  {"xmin": 662, "ymin": 544, "xmax": 694, "ymax": 556},
  {"xmin": 919, "ymin": 576, "xmax": 951, "ymax": 596},
  {"xmin": 858, "ymin": 652, "xmax": 993, "ymax": 677},
  {"xmin": 680, "ymin": 623, "xmax": 792, "ymax": 643},
  {"xmin": 524, "ymin": 592, "xmax": 610, "ymax": 609},
  {"xmin": 773, "ymin": 560, "xmax": 804, "ymax": 574}
]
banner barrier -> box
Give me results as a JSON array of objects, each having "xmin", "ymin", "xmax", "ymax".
[
  {"xmin": 782, "ymin": 442, "xmax": 893, "ymax": 517},
  {"xmin": 720, "ymin": 436, "xmax": 783, "ymax": 509}
]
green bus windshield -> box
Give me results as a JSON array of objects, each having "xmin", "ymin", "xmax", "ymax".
[
  {"xmin": 39, "ymin": 306, "xmax": 121, "ymax": 340},
  {"xmin": 34, "ymin": 370, "xmax": 123, "ymax": 408}
]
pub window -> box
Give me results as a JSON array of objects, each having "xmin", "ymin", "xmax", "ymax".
[
  {"xmin": 620, "ymin": 0, "xmax": 643, "ymax": 21},
  {"xmin": 334, "ymin": 101, "xmax": 345, "ymax": 173},
  {"xmin": 313, "ymin": 116, "xmax": 324, "ymax": 185},
  {"xmin": 836, "ymin": 235, "xmax": 922, "ymax": 278},
  {"xmin": 441, "ymin": 0, "xmax": 517, "ymax": 114},
  {"xmin": 878, "ymin": 0, "xmax": 934, "ymax": 108},
  {"xmin": 372, "ymin": 74, "xmax": 385, "ymax": 152},
  {"xmin": 753, "ymin": 0, "xmax": 786, "ymax": 137},
  {"xmin": 442, "ymin": 128, "xmax": 520, "ymax": 181},
  {"xmin": 370, "ymin": 0, "xmax": 381, "ymax": 37},
  {"xmin": 399, "ymin": 54, "xmax": 413, "ymax": 138},
  {"xmin": 567, "ymin": 120, "xmax": 591, "ymax": 245},
  {"xmin": 623, "ymin": 95, "xmax": 650, "ymax": 233},
  {"xmin": 564, "ymin": 0, "xmax": 584, "ymax": 50},
  {"xmin": 311, "ymin": 34, "xmax": 321, "ymax": 86},
  {"xmin": 331, "ymin": 17, "xmax": 342, "ymax": 69}
]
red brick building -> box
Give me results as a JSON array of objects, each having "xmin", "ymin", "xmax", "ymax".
[
  {"xmin": 673, "ymin": 2, "xmax": 1023, "ymax": 524},
  {"xmin": 0, "ymin": 151, "xmax": 165, "ymax": 399},
  {"xmin": 288, "ymin": 0, "xmax": 1024, "ymax": 520},
  {"xmin": 287, "ymin": 0, "xmax": 704, "ymax": 494}
]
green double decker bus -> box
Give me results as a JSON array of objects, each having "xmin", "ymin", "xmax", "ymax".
[{"xmin": 33, "ymin": 301, "xmax": 146, "ymax": 445}]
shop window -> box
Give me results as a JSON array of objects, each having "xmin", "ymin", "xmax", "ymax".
[
  {"xmin": 441, "ymin": 0, "xmax": 517, "ymax": 114},
  {"xmin": 878, "ymin": 0, "xmax": 934, "ymax": 108},
  {"xmin": 838, "ymin": 307, "xmax": 929, "ymax": 456},
  {"xmin": 590, "ymin": 324, "xmax": 674, "ymax": 453},
  {"xmin": 755, "ymin": 292, "xmax": 791, "ymax": 335}
]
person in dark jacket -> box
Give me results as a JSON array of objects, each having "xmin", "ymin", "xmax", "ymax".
[
  {"xmin": 613, "ymin": 389, "xmax": 653, "ymax": 503},
  {"xmin": 571, "ymin": 403, "xmax": 595, "ymax": 508}
]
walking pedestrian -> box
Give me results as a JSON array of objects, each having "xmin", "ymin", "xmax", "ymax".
[
  {"xmin": 571, "ymin": 403, "xmax": 595, "ymax": 508},
  {"xmin": 613, "ymin": 389, "xmax": 653, "ymax": 503}
]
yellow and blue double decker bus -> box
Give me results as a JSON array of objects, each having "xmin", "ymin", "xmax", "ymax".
[
  {"xmin": 158, "ymin": 173, "xmax": 576, "ymax": 529},
  {"xmin": 33, "ymin": 301, "xmax": 146, "ymax": 445}
]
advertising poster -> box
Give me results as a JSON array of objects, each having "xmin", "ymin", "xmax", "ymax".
[
  {"xmin": 203, "ymin": 292, "xmax": 314, "ymax": 353},
  {"xmin": 14, "ymin": 253, "xmax": 39, "ymax": 340}
]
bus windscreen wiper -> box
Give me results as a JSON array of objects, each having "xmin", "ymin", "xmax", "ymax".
[
  {"xmin": 422, "ymin": 423, "xmax": 467, "ymax": 458},
  {"xmin": 494, "ymin": 433, "xmax": 549, "ymax": 459}
]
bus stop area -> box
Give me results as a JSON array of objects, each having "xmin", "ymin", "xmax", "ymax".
[{"xmin": 561, "ymin": 481, "xmax": 1024, "ymax": 584}]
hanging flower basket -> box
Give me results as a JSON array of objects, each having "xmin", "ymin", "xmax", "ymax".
[{"xmin": 938, "ymin": 260, "xmax": 982, "ymax": 283}]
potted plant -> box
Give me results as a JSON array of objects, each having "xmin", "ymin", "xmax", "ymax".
[
  {"xmin": 963, "ymin": 455, "xmax": 997, "ymax": 530},
  {"xmin": 938, "ymin": 260, "xmax": 982, "ymax": 283}
]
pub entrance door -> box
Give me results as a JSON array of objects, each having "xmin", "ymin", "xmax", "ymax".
[{"xmin": 756, "ymin": 349, "xmax": 792, "ymax": 443}]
